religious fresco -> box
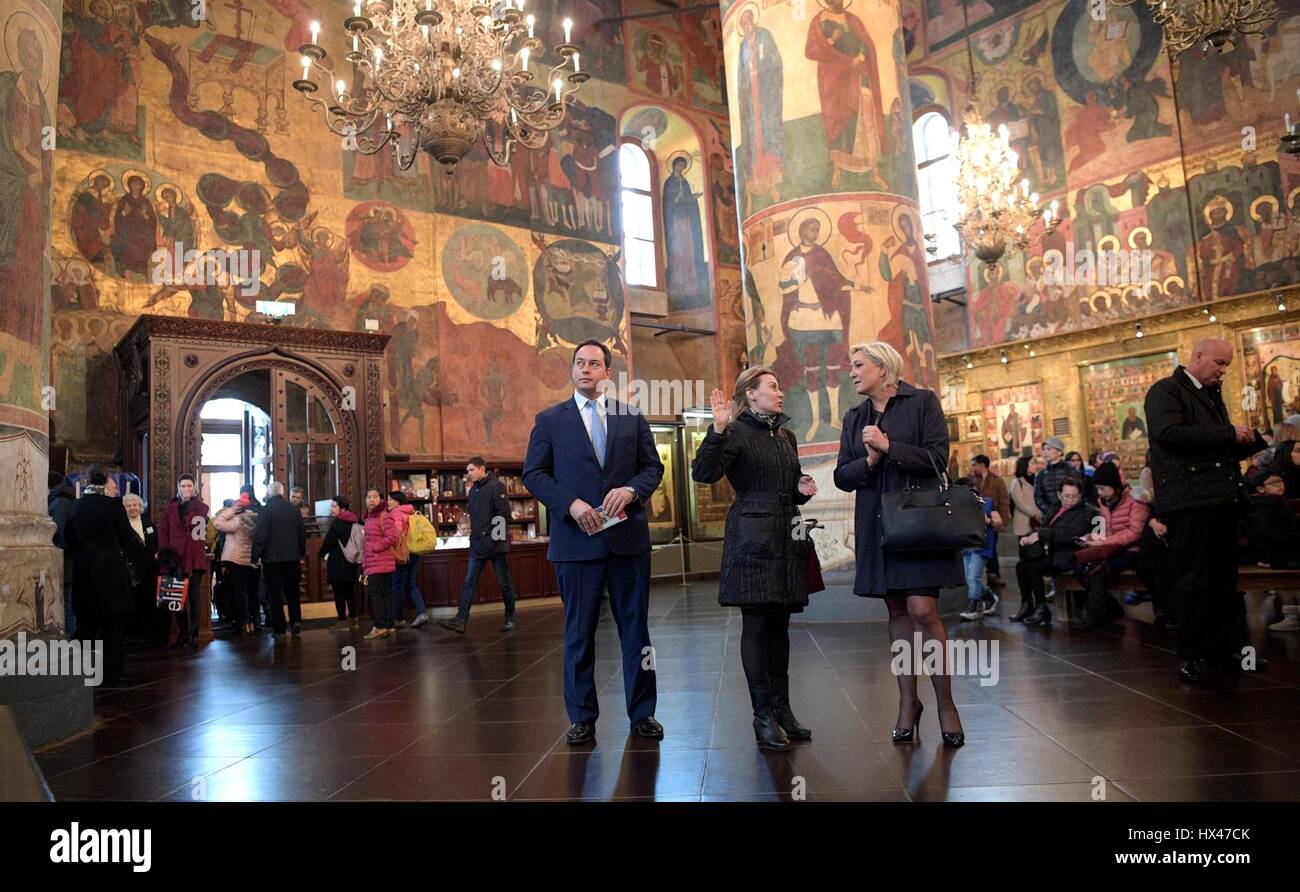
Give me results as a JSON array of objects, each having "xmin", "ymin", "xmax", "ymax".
[
  {"xmin": 906, "ymin": 0, "xmax": 1300, "ymax": 352},
  {"xmin": 1239, "ymin": 323, "xmax": 1300, "ymax": 432},
  {"xmin": 678, "ymin": 4, "xmax": 726, "ymax": 114},
  {"xmin": 725, "ymin": 0, "xmax": 919, "ymax": 220},
  {"xmin": 1080, "ymin": 351, "xmax": 1177, "ymax": 481},
  {"xmin": 742, "ymin": 195, "xmax": 937, "ymax": 444},
  {"xmin": 42, "ymin": 0, "xmax": 728, "ymax": 464},
  {"xmin": 628, "ymin": 23, "xmax": 688, "ymax": 104},
  {"xmin": 922, "ymin": 0, "xmax": 1040, "ymax": 52},
  {"xmin": 981, "ymin": 381, "xmax": 1042, "ymax": 478},
  {"xmin": 721, "ymin": 0, "xmax": 936, "ymax": 453},
  {"xmin": 1, "ymin": 0, "xmax": 59, "ymax": 429}
]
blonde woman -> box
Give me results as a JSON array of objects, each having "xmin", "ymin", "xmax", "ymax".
[
  {"xmin": 834, "ymin": 342, "xmax": 966, "ymax": 747},
  {"xmin": 692, "ymin": 366, "xmax": 818, "ymax": 751},
  {"xmin": 122, "ymin": 493, "xmax": 159, "ymax": 644}
]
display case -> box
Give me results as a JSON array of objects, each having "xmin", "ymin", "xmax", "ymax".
[
  {"xmin": 384, "ymin": 460, "xmax": 546, "ymax": 543},
  {"xmin": 682, "ymin": 411, "xmax": 734, "ymax": 542},
  {"xmin": 648, "ymin": 424, "xmax": 683, "ymax": 546}
]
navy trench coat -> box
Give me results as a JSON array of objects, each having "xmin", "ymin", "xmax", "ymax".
[{"xmin": 834, "ymin": 381, "xmax": 964, "ymax": 596}]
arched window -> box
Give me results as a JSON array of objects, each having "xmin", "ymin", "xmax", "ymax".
[
  {"xmin": 619, "ymin": 141, "xmax": 658, "ymax": 288},
  {"xmin": 913, "ymin": 110, "xmax": 960, "ymax": 261}
]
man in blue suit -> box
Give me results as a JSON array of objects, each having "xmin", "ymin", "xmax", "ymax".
[{"xmin": 524, "ymin": 340, "xmax": 666, "ymax": 744}]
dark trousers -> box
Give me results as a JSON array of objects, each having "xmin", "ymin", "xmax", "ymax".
[
  {"xmin": 221, "ymin": 563, "xmax": 258, "ymax": 626},
  {"xmin": 1015, "ymin": 551, "xmax": 1054, "ymax": 606},
  {"xmin": 75, "ymin": 604, "xmax": 126, "ymax": 683},
  {"xmin": 1081, "ymin": 551, "xmax": 1140, "ymax": 621},
  {"xmin": 263, "ymin": 561, "xmax": 302, "ymax": 633},
  {"xmin": 1137, "ymin": 529, "xmax": 1176, "ymax": 622},
  {"xmin": 987, "ymin": 535, "xmax": 1001, "ymax": 578},
  {"xmin": 457, "ymin": 552, "xmax": 517, "ymax": 620},
  {"xmin": 1167, "ymin": 506, "xmax": 1243, "ymax": 662},
  {"xmin": 331, "ymin": 579, "xmax": 358, "ymax": 619},
  {"xmin": 555, "ymin": 552, "xmax": 656, "ymax": 725},
  {"xmin": 176, "ymin": 569, "xmax": 205, "ymax": 641}
]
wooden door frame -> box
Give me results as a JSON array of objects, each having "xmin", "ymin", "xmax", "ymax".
[{"xmin": 177, "ymin": 349, "xmax": 362, "ymax": 507}]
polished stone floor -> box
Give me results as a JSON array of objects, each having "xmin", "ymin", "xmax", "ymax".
[{"xmin": 32, "ymin": 577, "xmax": 1300, "ymax": 801}]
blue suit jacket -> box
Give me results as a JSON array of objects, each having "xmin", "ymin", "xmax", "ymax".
[{"xmin": 523, "ymin": 396, "xmax": 665, "ymax": 562}]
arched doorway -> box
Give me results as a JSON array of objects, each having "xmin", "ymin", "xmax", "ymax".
[{"xmin": 179, "ymin": 356, "xmax": 356, "ymax": 514}]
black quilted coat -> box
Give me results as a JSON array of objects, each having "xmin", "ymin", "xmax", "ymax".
[{"xmin": 691, "ymin": 409, "xmax": 813, "ymax": 610}]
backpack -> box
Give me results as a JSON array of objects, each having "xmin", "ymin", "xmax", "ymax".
[
  {"xmin": 407, "ymin": 511, "xmax": 438, "ymax": 555},
  {"xmin": 392, "ymin": 512, "xmax": 410, "ymax": 564},
  {"xmin": 341, "ymin": 521, "xmax": 364, "ymax": 564}
]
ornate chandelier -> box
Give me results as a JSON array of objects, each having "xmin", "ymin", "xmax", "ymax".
[
  {"xmin": 952, "ymin": 103, "xmax": 1059, "ymax": 267},
  {"xmin": 292, "ymin": 0, "xmax": 588, "ymax": 174},
  {"xmin": 1112, "ymin": 0, "xmax": 1277, "ymax": 56}
]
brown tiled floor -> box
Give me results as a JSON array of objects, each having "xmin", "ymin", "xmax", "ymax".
[{"xmin": 32, "ymin": 580, "xmax": 1300, "ymax": 801}]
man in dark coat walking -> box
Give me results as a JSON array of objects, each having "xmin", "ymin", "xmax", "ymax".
[
  {"xmin": 253, "ymin": 481, "xmax": 307, "ymax": 637},
  {"xmin": 64, "ymin": 471, "xmax": 135, "ymax": 684},
  {"xmin": 439, "ymin": 456, "xmax": 518, "ymax": 635},
  {"xmin": 1144, "ymin": 337, "xmax": 1265, "ymax": 683}
]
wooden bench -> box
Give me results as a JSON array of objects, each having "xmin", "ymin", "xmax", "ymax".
[{"xmin": 1053, "ymin": 566, "xmax": 1300, "ymax": 619}]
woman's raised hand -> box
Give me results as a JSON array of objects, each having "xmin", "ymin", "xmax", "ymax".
[{"xmin": 710, "ymin": 388, "xmax": 730, "ymax": 433}]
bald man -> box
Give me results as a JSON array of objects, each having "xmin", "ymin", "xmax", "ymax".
[{"xmin": 1144, "ymin": 337, "xmax": 1266, "ymax": 683}]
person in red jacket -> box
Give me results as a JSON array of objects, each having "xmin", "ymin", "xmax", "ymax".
[
  {"xmin": 1073, "ymin": 461, "xmax": 1151, "ymax": 629},
  {"xmin": 156, "ymin": 473, "xmax": 211, "ymax": 649},
  {"xmin": 362, "ymin": 487, "xmax": 400, "ymax": 639}
]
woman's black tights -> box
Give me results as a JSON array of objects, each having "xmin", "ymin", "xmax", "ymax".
[{"xmin": 739, "ymin": 608, "xmax": 791, "ymax": 687}]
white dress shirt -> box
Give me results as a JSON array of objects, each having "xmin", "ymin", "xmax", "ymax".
[
  {"xmin": 573, "ymin": 390, "xmax": 608, "ymax": 445},
  {"xmin": 1182, "ymin": 368, "xmax": 1204, "ymax": 390}
]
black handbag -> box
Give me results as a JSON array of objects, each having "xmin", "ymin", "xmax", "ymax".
[{"xmin": 880, "ymin": 449, "xmax": 987, "ymax": 552}]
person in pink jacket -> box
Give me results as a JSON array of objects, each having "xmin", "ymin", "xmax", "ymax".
[
  {"xmin": 386, "ymin": 491, "xmax": 429, "ymax": 628},
  {"xmin": 362, "ymin": 488, "xmax": 400, "ymax": 639},
  {"xmin": 1073, "ymin": 461, "xmax": 1151, "ymax": 629}
]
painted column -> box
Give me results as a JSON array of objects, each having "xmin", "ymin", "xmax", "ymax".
[
  {"xmin": 0, "ymin": 0, "xmax": 63, "ymax": 640},
  {"xmin": 721, "ymin": 0, "xmax": 938, "ymax": 570}
]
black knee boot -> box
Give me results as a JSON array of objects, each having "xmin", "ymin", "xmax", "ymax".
[
  {"xmin": 749, "ymin": 683, "xmax": 791, "ymax": 752},
  {"xmin": 770, "ymin": 676, "xmax": 811, "ymax": 741}
]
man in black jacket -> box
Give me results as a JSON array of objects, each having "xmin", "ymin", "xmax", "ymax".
[
  {"xmin": 1144, "ymin": 338, "xmax": 1266, "ymax": 683},
  {"xmin": 253, "ymin": 481, "xmax": 307, "ymax": 637},
  {"xmin": 439, "ymin": 457, "xmax": 518, "ymax": 634}
]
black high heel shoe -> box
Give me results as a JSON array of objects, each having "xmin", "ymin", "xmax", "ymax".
[
  {"xmin": 941, "ymin": 729, "xmax": 965, "ymax": 748},
  {"xmin": 891, "ymin": 702, "xmax": 923, "ymax": 743}
]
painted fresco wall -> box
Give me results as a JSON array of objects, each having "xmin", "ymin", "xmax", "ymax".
[
  {"xmin": 723, "ymin": 0, "xmax": 938, "ymax": 453},
  {"xmin": 902, "ymin": 0, "xmax": 1300, "ymax": 355},
  {"xmin": 45, "ymin": 0, "xmax": 741, "ymax": 466}
]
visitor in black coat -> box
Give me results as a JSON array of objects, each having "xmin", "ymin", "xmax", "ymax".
[
  {"xmin": 318, "ymin": 495, "xmax": 361, "ymax": 629},
  {"xmin": 253, "ymin": 482, "xmax": 307, "ymax": 637},
  {"xmin": 693, "ymin": 367, "xmax": 817, "ymax": 752},
  {"xmin": 64, "ymin": 471, "xmax": 135, "ymax": 683},
  {"xmin": 121, "ymin": 492, "xmax": 161, "ymax": 645},
  {"xmin": 1143, "ymin": 339, "xmax": 1266, "ymax": 682},
  {"xmin": 1246, "ymin": 472, "xmax": 1300, "ymax": 569},
  {"xmin": 1012, "ymin": 477, "xmax": 1096, "ymax": 628},
  {"xmin": 1267, "ymin": 440, "xmax": 1300, "ymax": 498},
  {"xmin": 834, "ymin": 341, "xmax": 966, "ymax": 748}
]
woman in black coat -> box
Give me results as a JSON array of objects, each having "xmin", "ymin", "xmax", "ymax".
[
  {"xmin": 64, "ymin": 471, "xmax": 136, "ymax": 684},
  {"xmin": 1013, "ymin": 477, "xmax": 1097, "ymax": 626},
  {"xmin": 1268, "ymin": 440, "xmax": 1300, "ymax": 498},
  {"xmin": 318, "ymin": 495, "xmax": 362, "ymax": 630},
  {"xmin": 692, "ymin": 366, "xmax": 818, "ymax": 752},
  {"xmin": 834, "ymin": 342, "xmax": 966, "ymax": 747},
  {"xmin": 121, "ymin": 492, "xmax": 161, "ymax": 645}
]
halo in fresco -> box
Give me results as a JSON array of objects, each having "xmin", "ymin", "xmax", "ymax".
[
  {"xmin": 440, "ymin": 224, "xmax": 529, "ymax": 321},
  {"xmin": 4, "ymin": 7, "xmax": 57, "ymax": 96},
  {"xmin": 344, "ymin": 201, "xmax": 417, "ymax": 272},
  {"xmin": 786, "ymin": 206, "xmax": 832, "ymax": 247}
]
